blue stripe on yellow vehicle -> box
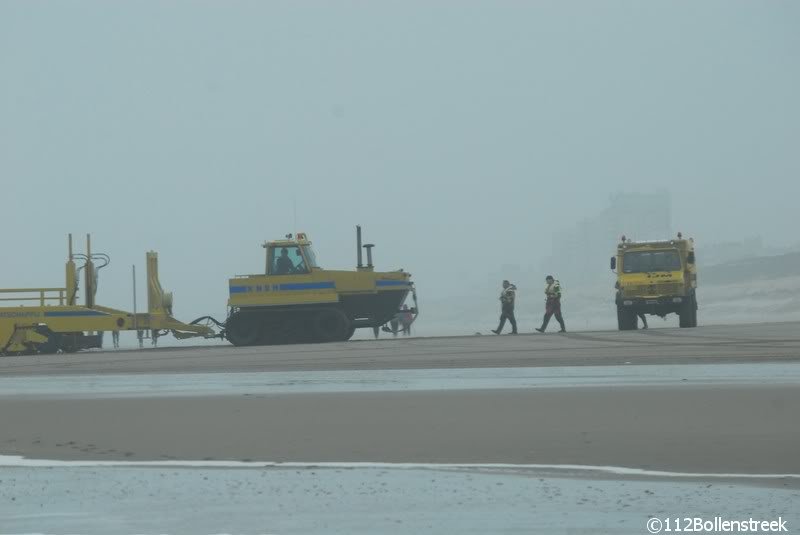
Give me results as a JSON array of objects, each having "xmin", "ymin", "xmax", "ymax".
[
  {"xmin": 44, "ymin": 310, "xmax": 109, "ymax": 317},
  {"xmin": 279, "ymin": 282, "xmax": 335, "ymax": 291},
  {"xmin": 229, "ymin": 282, "xmax": 335, "ymax": 295}
]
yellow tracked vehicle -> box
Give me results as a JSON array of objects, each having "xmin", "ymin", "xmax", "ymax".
[
  {"xmin": 0, "ymin": 235, "xmax": 214, "ymax": 355},
  {"xmin": 611, "ymin": 233, "xmax": 698, "ymax": 330},
  {"xmin": 224, "ymin": 226, "xmax": 416, "ymax": 345}
]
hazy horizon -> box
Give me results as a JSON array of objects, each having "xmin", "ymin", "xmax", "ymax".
[{"xmin": 2, "ymin": 1, "xmax": 798, "ymax": 335}]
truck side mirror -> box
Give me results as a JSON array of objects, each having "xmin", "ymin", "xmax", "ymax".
[
  {"xmin": 610, "ymin": 257, "xmax": 616, "ymax": 270},
  {"xmin": 687, "ymin": 252, "xmax": 695, "ymax": 264}
]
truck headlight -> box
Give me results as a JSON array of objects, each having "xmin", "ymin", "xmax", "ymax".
[
  {"xmin": 672, "ymin": 297, "xmax": 683, "ymax": 303},
  {"xmin": 623, "ymin": 300, "xmax": 633, "ymax": 306}
]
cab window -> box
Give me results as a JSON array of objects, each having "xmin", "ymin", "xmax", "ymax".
[
  {"xmin": 622, "ymin": 250, "xmax": 682, "ymax": 273},
  {"xmin": 268, "ymin": 246, "xmax": 309, "ymax": 275},
  {"xmin": 301, "ymin": 246, "xmax": 319, "ymax": 268}
]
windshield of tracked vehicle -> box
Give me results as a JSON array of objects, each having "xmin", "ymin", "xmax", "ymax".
[
  {"xmin": 622, "ymin": 250, "xmax": 682, "ymax": 273},
  {"xmin": 301, "ymin": 246, "xmax": 319, "ymax": 268},
  {"xmin": 269, "ymin": 246, "xmax": 310, "ymax": 275}
]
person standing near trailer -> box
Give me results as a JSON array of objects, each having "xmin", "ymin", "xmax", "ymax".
[{"xmin": 399, "ymin": 304, "xmax": 414, "ymax": 336}]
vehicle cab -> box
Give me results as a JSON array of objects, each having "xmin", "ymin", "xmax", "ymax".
[{"xmin": 262, "ymin": 233, "xmax": 320, "ymax": 276}]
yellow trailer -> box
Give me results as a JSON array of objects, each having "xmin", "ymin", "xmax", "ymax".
[{"xmin": 0, "ymin": 235, "xmax": 214, "ymax": 355}]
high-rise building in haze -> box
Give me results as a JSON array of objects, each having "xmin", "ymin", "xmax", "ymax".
[{"xmin": 544, "ymin": 191, "xmax": 672, "ymax": 286}]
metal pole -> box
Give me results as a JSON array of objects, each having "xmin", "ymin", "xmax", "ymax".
[
  {"xmin": 85, "ymin": 234, "xmax": 94, "ymax": 308},
  {"xmin": 133, "ymin": 264, "xmax": 142, "ymax": 349},
  {"xmin": 132, "ymin": 265, "xmax": 137, "ymax": 324}
]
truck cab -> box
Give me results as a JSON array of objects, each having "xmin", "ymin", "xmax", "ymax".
[
  {"xmin": 263, "ymin": 233, "xmax": 319, "ymax": 276},
  {"xmin": 611, "ymin": 234, "xmax": 698, "ymax": 330}
]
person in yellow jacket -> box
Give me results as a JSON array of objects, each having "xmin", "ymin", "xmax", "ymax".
[
  {"xmin": 492, "ymin": 280, "xmax": 518, "ymax": 335},
  {"xmin": 536, "ymin": 275, "xmax": 566, "ymax": 333}
]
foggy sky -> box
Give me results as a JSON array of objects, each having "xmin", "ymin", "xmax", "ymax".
[{"xmin": 2, "ymin": 1, "xmax": 798, "ymax": 332}]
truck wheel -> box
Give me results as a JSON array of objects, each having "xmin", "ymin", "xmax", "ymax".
[
  {"xmin": 226, "ymin": 312, "xmax": 261, "ymax": 346},
  {"xmin": 617, "ymin": 308, "xmax": 636, "ymax": 331},
  {"xmin": 678, "ymin": 297, "xmax": 695, "ymax": 328},
  {"xmin": 313, "ymin": 309, "xmax": 350, "ymax": 342}
]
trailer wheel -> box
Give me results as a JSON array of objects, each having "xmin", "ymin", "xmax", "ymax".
[
  {"xmin": 313, "ymin": 309, "xmax": 350, "ymax": 342},
  {"xmin": 59, "ymin": 333, "xmax": 80, "ymax": 353},
  {"xmin": 35, "ymin": 327, "xmax": 60, "ymax": 355}
]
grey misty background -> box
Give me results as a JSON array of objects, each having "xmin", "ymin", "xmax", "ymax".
[{"xmin": 1, "ymin": 2, "xmax": 799, "ymax": 341}]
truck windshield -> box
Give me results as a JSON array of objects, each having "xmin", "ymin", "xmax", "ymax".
[
  {"xmin": 622, "ymin": 250, "xmax": 682, "ymax": 273},
  {"xmin": 302, "ymin": 246, "xmax": 319, "ymax": 268}
]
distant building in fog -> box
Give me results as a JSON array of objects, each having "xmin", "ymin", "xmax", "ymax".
[{"xmin": 543, "ymin": 191, "xmax": 672, "ymax": 286}]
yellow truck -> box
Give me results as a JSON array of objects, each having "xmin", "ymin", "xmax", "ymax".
[
  {"xmin": 0, "ymin": 235, "xmax": 214, "ymax": 355},
  {"xmin": 225, "ymin": 226, "xmax": 416, "ymax": 345},
  {"xmin": 611, "ymin": 233, "xmax": 698, "ymax": 330}
]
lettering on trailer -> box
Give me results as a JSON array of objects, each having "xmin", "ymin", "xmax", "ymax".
[{"xmin": 0, "ymin": 311, "xmax": 41, "ymax": 318}]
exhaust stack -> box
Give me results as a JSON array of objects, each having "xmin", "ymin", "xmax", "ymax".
[
  {"xmin": 364, "ymin": 244, "xmax": 375, "ymax": 269},
  {"xmin": 356, "ymin": 225, "xmax": 363, "ymax": 269}
]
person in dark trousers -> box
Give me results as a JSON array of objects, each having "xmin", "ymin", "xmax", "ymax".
[
  {"xmin": 399, "ymin": 304, "xmax": 414, "ymax": 336},
  {"xmin": 492, "ymin": 280, "xmax": 518, "ymax": 335},
  {"xmin": 536, "ymin": 275, "xmax": 566, "ymax": 333},
  {"xmin": 390, "ymin": 315, "xmax": 400, "ymax": 337}
]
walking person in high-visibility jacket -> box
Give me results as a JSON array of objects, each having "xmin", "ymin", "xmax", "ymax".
[
  {"xmin": 492, "ymin": 280, "xmax": 518, "ymax": 335},
  {"xmin": 536, "ymin": 275, "xmax": 566, "ymax": 333}
]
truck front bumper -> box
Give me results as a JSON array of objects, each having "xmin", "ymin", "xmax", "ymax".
[
  {"xmin": 620, "ymin": 296, "xmax": 686, "ymax": 307},
  {"xmin": 618, "ymin": 295, "xmax": 687, "ymax": 315}
]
